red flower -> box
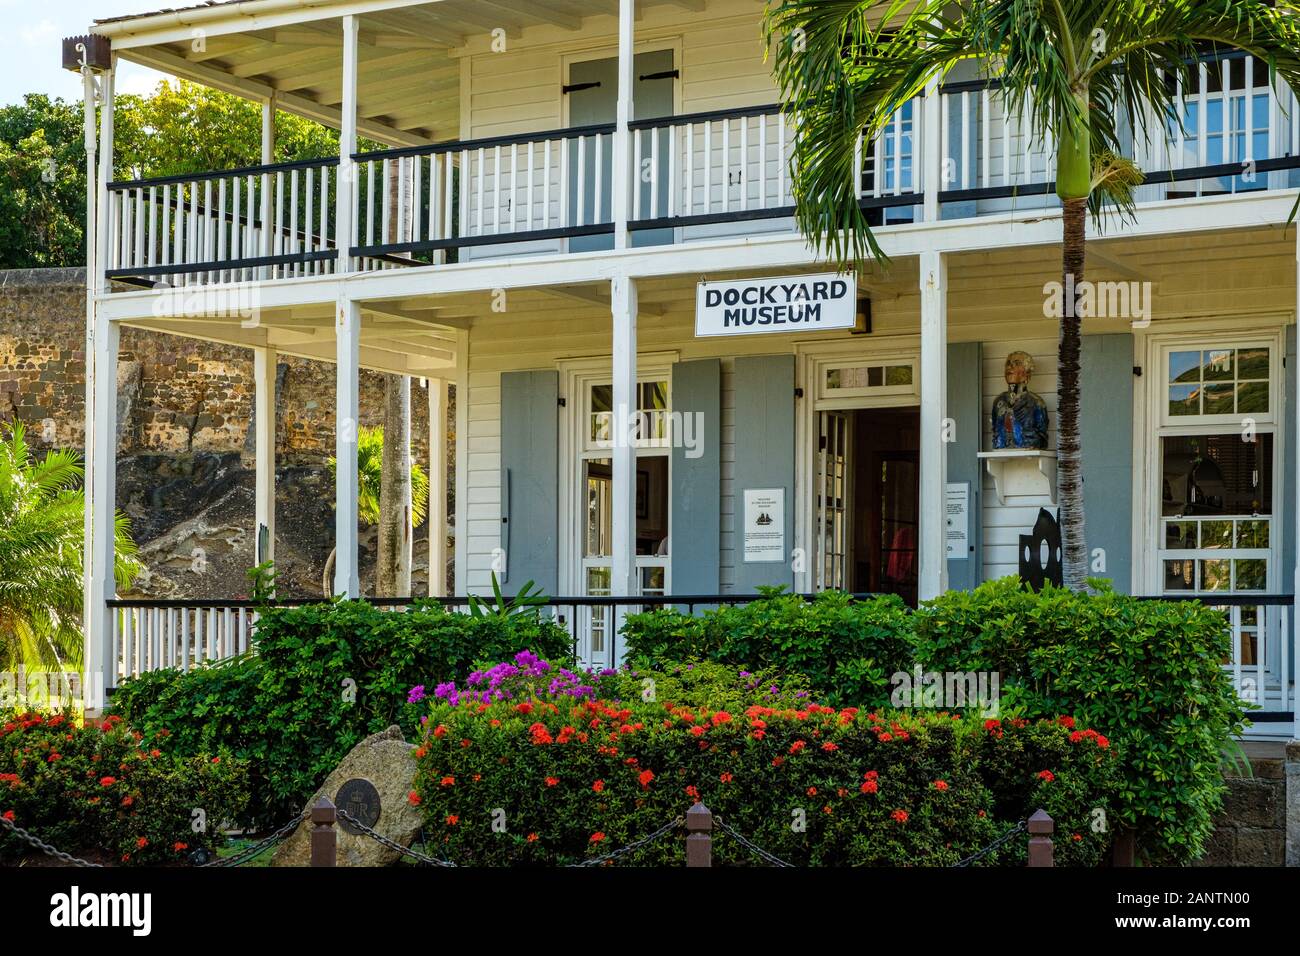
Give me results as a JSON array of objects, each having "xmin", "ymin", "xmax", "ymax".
[
  {"xmin": 589, "ymin": 832, "xmax": 606, "ymax": 844},
  {"xmin": 719, "ymin": 772, "xmax": 733, "ymax": 784},
  {"xmin": 149, "ymin": 749, "xmax": 161, "ymax": 758},
  {"xmin": 211, "ymin": 757, "xmax": 220, "ymax": 764},
  {"xmin": 407, "ymin": 791, "xmax": 421, "ymax": 806},
  {"xmin": 711, "ymin": 712, "xmax": 732, "ymax": 725},
  {"xmin": 771, "ymin": 757, "xmax": 784, "ymax": 768},
  {"xmin": 526, "ymin": 832, "xmax": 539, "ymax": 843},
  {"xmin": 891, "ymin": 809, "xmax": 908, "ymax": 823},
  {"xmin": 99, "ymin": 776, "xmax": 117, "ymax": 787},
  {"xmin": 820, "ymin": 742, "xmax": 838, "ymax": 752},
  {"xmin": 173, "ymin": 842, "xmax": 188, "ymax": 852},
  {"xmin": 122, "ymin": 796, "xmax": 134, "ymax": 807},
  {"xmin": 1, "ymin": 810, "xmax": 13, "ymax": 821},
  {"xmin": 806, "ymin": 787, "xmax": 818, "ymax": 797},
  {"xmin": 136, "ymin": 837, "xmax": 148, "ymax": 849},
  {"xmin": 860, "ymin": 780, "xmax": 878, "ymax": 794},
  {"xmin": 638, "ymin": 769, "xmax": 655, "ymax": 788},
  {"xmin": 878, "ymin": 732, "xmax": 893, "ymax": 742},
  {"xmin": 689, "ymin": 725, "xmax": 707, "ymax": 737},
  {"xmin": 1072, "ymin": 833, "xmax": 1083, "ymax": 842},
  {"xmin": 47, "ymin": 753, "xmax": 61, "ymax": 763},
  {"xmin": 1058, "ymin": 716, "xmax": 1075, "ymax": 729},
  {"xmin": 433, "ymin": 724, "xmax": 448, "ymax": 739},
  {"xmin": 789, "ymin": 740, "xmax": 807, "ymax": 754},
  {"xmin": 545, "ymin": 776, "xmax": 560, "ymax": 787},
  {"xmin": 592, "ymin": 780, "xmax": 605, "ymax": 793},
  {"xmin": 1037, "ymin": 770, "xmax": 1055, "ymax": 782},
  {"xmin": 933, "ymin": 780, "xmax": 949, "ymax": 791},
  {"xmin": 515, "ymin": 702, "xmax": 534, "ymax": 715},
  {"xmin": 445, "ymin": 814, "xmax": 459, "ymax": 826},
  {"xmin": 440, "ymin": 776, "xmax": 455, "ymax": 787}
]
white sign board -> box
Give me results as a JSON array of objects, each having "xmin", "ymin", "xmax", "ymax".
[
  {"xmin": 945, "ymin": 482, "xmax": 969, "ymax": 559},
  {"xmin": 696, "ymin": 273, "xmax": 857, "ymax": 338},
  {"xmin": 742, "ymin": 488, "xmax": 785, "ymax": 563}
]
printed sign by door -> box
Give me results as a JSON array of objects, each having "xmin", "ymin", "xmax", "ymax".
[
  {"xmin": 743, "ymin": 488, "xmax": 785, "ymax": 563},
  {"xmin": 696, "ymin": 273, "xmax": 857, "ymax": 338}
]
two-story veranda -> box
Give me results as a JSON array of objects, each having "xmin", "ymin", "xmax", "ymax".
[{"xmin": 71, "ymin": 0, "xmax": 1299, "ymax": 737}]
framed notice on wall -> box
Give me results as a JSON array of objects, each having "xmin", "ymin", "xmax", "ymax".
[
  {"xmin": 945, "ymin": 482, "xmax": 970, "ymax": 559},
  {"xmin": 742, "ymin": 488, "xmax": 785, "ymax": 563}
]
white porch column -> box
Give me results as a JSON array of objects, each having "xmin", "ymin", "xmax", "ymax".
[
  {"xmin": 611, "ymin": 0, "xmax": 635, "ymax": 250},
  {"xmin": 1294, "ymin": 227, "xmax": 1300, "ymax": 742},
  {"xmin": 335, "ymin": 16, "xmax": 359, "ymax": 274},
  {"xmin": 259, "ymin": 95, "xmax": 275, "ymax": 277},
  {"xmin": 428, "ymin": 378, "xmax": 449, "ymax": 597},
  {"xmin": 611, "ymin": 275, "xmax": 638, "ymax": 601},
  {"xmin": 87, "ymin": 319, "xmax": 120, "ymax": 707},
  {"xmin": 334, "ymin": 298, "xmax": 362, "ymax": 598},
  {"xmin": 261, "ymin": 94, "xmax": 276, "ymax": 165},
  {"xmin": 918, "ymin": 250, "xmax": 949, "ymax": 601},
  {"xmin": 253, "ymin": 347, "xmax": 277, "ymax": 565},
  {"xmin": 84, "ymin": 58, "xmax": 114, "ymax": 712},
  {"xmin": 922, "ymin": 75, "xmax": 942, "ymax": 223}
]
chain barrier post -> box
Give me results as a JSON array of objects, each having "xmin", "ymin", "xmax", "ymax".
[
  {"xmin": 1027, "ymin": 808, "xmax": 1054, "ymax": 868},
  {"xmin": 311, "ymin": 796, "xmax": 338, "ymax": 868},
  {"xmin": 685, "ymin": 802, "xmax": 713, "ymax": 868}
]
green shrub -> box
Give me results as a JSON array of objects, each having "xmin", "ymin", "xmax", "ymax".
[
  {"xmin": 111, "ymin": 599, "xmax": 572, "ymax": 823},
  {"xmin": 912, "ymin": 578, "xmax": 1249, "ymax": 864},
  {"xmin": 0, "ymin": 711, "xmax": 249, "ymax": 865},
  {"xmin": 410, "ymin": 685, "xmax": 1118, "ymax": 866},
  {"xmin": 621, "ymin": 590, "xmax": 913, "ymax": 707}
]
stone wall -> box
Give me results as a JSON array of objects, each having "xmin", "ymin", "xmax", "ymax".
[
  {"xmin": 0, "ymin": 268, "xmax": 432, "ymax": 463},
  {"xmin": 1196, "ymin": 745, "xmax": 1291, "ymax": 867},
  {"xmin": 0, "ymin": 268, "xmax": 453, "ymax": 599}
]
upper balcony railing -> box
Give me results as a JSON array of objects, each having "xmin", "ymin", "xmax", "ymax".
[{"xmin": 101, "ymin": 53, "xmax": 1300, "ymax": 290}]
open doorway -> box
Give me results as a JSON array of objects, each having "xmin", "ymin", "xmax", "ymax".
[{"xmin": 815, "ymin": 406, "xmax": 920, "ymax": 604}]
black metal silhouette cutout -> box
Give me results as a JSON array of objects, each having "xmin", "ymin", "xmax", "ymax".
[{"xmin": 1018, "ymin": 508, "xmax": 1063, "ymax": 591}]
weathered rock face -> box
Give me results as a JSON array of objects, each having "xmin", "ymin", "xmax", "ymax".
[{"xmin": 272, "ymin": 726, "xmax": 423, "ymax": 867}]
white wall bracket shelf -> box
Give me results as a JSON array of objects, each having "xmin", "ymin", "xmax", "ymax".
[{"xmin": 977, "ymin": 449, "xmax": 1058, "ymax": 505}]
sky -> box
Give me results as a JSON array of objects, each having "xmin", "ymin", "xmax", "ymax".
[{"xmin": 0, "ymin": 0, "xmax": 174, "ymax": 107}]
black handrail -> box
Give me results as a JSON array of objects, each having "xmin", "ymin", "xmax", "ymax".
[
  {"xmin": 108, "ymin": 154, "xmax": 339, "ymax": 192},
  {"xmin": 353, "ymin": 121, "xmax": 617, "ymax": 164}
]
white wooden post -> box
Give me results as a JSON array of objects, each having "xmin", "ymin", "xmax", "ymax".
[
  {"xmin": 918, "ymin": 250, "xmax": 949, "ymax": 601},
  {"xmin": 611, "ymin": 275, "xmax": 638, "ymax": 613},
  {"xmin": 611, "ymin": 0, "xmax": 635, "ymax": 249},
  {"xmin": 1294, "ymin": 226, "xmax": 1300, "ymax": 742},
  {"xmin": 254, "ymin": 347, "xmax": 276, "ymax": 565},
  {"xmin": 334, "ymin": 297, "xmax": 361, "ymax": 598},
  {"xmin": 428, "ymin": 378, "xmax": 449, "ymax": 597},
  {"xmin": 260, "ymin": 94, "xmax": 276, "ymax": 278},
  {"xmin": 80, "ymin": 52, "xmax": 101, "ymax": 691},
  {"xmin": 84, "ymin": 59, "xmax": 115, "ymax": 713},
  {"xmin": 88, "ymin": 318, "xmax": 121, "ymax": 708},
  {"xmin": 336, "ymin": 15, "xmax": 359, "ymax": 274},
  {"xmin": 923, "ymin": 76, "xmax": 941, "ymax": 223}
]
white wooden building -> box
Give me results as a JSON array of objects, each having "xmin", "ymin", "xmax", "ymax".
[{"xmin": 68, "ymin": 0, "xmax": 1300, "ymax": 737}]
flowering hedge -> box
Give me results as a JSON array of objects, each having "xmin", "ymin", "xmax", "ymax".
[
  {"xmin": 0, "ymin": 711, "xmax": 249, "ymax": 866},
  {"xmin": 410, "ymin": 689, "xmax": 1118, "ymax": 867}
]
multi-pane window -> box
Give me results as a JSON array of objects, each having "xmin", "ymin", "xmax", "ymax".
[{"xmin": 1166, "ymin": 347, "xmax": 1270, "ymax": 419}]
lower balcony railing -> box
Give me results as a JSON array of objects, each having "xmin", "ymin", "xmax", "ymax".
[{"xmin": 105, "ymin": 592, "xmax": 1296, "ymax": 729}]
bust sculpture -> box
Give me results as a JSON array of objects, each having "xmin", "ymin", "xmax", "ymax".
[{"xmin": 992, "ymin": 351, "xmax": 1049, "ymax": 450}]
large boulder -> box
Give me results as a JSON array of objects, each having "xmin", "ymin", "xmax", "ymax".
[{"xmin": 272, "ymin": 726, "xmax": 422, "ymax": 867}]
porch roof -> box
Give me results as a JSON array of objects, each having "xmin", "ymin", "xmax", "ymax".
[{"xmin": 85, "ymin": 0, "xmax": 710, "ymax": 148}]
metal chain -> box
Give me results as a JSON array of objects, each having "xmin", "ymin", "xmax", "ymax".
[
  {"xmin": 199, "ymin": 812, "xmax": 309, "ymax": 867},
  {"xmin": 334, "ymin": 807, "xmax": 458, "ymax": 868},
  {"xmin": 712, "ymin": 815, "xmax": 796, "ymax": 868},
  {"xmin": 0, "ymin": 814, "xmax": 103, "ymax": 868},
  {"xmin": 566, "ymin": 815, "xmax": 684, "ymax": 867},
  {"xmin": 952, "ymin": 819, "xmax": 1027, "ymax": 868}
]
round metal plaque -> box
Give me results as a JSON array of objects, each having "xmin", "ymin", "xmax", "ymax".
[{"xmin": 334, "ymin": 778, "xmax": 382, "ymax": 836}]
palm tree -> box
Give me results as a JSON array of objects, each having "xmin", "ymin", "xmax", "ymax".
[
  {"xmin": 0, "ymin": 423, "xmax": 139, "ymax": 673},
  {"xmin": 323, "ymin": 425, "xmax": 429, "ymax": 596},
  {"xmin": 765, "ymin": 0, "xmax": 1300, "ymax": 589}
]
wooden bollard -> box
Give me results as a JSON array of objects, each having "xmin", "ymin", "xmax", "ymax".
[
  {"xmin": 311, "ymin": 796, "xmax": 337, "ymax": 867},
  {"xmin": 1027, "ymin": 808, "xmax": 1054, "ymax": 868},
  {"xmin": 685, "ymin": 802, "xmax": 713, "ymax": 867}
]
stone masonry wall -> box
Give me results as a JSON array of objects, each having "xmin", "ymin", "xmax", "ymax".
[
  {"xmin": 0, "ymin": 268, "xmax": 431, "ymax": 463},
  {"xmin": 0, "ymin": 268, "xmax": 452, "ymax": 599}
]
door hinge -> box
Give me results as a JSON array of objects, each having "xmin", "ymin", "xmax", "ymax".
[
  {"xmin": 639, "ymin": 69, "xmax": 679, "ymax": 82},
  {"xmin": 557, "ymin": 397, "xmax": 567, "ymax": 407},
  {"xmin": 1132, "ymin": 365, "xmax": 1142, "ymax": 377},
  {"xmin": 562, "ymin": 81, "xmax": 601, "ymax": 94}
]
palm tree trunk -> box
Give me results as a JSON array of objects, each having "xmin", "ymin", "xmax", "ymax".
[{"xmin": 1059, "ymin": 197, "xmax": 1088, "ymax": 590}]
